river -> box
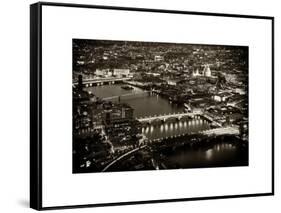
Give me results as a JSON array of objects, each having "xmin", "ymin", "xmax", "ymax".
[
  {"xmin": 87, "ymin": 84, "xmax": 210, "ymax": 138},
  {"xmin": 86, "ymin": 84, "xmax": 248, "ymax": 169},
  {"xmin": 161, "ymin": 141, "xmax": 248, "ymax": 169},
  {"xmin": 86, "ymin": 84, "xmax": 184, "ymax": 117}
]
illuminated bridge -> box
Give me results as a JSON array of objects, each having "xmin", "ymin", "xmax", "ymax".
[
  {"xmin": 136, "ymin": 112, "xmax": 222, "ymax": 127},
  {"xmin": 102, "ymin": 126, "xmax": 239, "ymax": 171},
  {"xmin": 146, "ymin": 126, "xmax": 240, "ymax": 143},
  {"xmin": 136, "ymin": 112, "xmax": 202, "ymax": 123},
  {"xmin": 201, "ymin": 126, "xmax": 239, "ymax": 136},
  {"xmin": 102, "ymin": 91, "xmax": 151, "ymax": 101}
]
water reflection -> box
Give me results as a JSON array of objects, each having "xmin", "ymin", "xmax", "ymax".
[
  {"xmin": 142, "ymin": 118, "xmax": 210, "ymax": 140},
  {"xmin": 204, "ymin": 143, "xmax": 237, "ymax": 161},
  {"xmin": 205, "ymin": 149, "xmax": 213, "ymax": 160},
  {"xmin": 87, "ymin": 84, "xmax": 248, "ymax": 169}
]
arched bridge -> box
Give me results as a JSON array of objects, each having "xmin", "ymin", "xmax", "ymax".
[{"xmin": 136, "ymin": 112, "xmax": 202, "ymax": 124}]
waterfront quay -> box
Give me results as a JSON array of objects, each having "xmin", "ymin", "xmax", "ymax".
[
  {"xmin": 72, "ymin": 76, "xmax": 248, "ymax": 173},
  {"xmin": 72, "ymin": 39, "xmax": 248, "ymax": 173}
]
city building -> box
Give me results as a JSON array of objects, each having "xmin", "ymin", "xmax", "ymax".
[
  {"xmin": 95, "ymin": 68, "xmax": 112, "ymax": 77},
  {"xmin": 102, "ymin": 104, "xmax": 141, "ymax": 146},
  {"xmin": 113, "ymin": 69, "xmax": 130, "ymax": 77},
  {"xmin": 104, "ymin": 103, "xmax": 134, "ymax": 125},
  {"xmin": 212, "ymin": 92, "xmax": 233, "ymax": 102},
  {"xmin": 167, "ymin": 79, "xmax": 178, "ymax": 86},
  {"xmin": 154, "ymin": 55, "xmax": 164, "ymax": 62}
]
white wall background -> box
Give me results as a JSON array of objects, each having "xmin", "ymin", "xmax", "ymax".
[{"xmin": 0, "ymin": 0, "xmax": 279, "ymax": 212}]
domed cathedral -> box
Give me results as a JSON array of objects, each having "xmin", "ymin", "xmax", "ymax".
[
  {"xmin": 192, "ymin": 68, "xmax": 200, "ymax": 77},
  {"xmin": 203, "ymin": 64, "xmax": 211, "ymax": 77}
]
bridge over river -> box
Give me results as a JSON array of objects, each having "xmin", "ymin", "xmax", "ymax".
[
  {"xmin": 136, "ymin": 112, "xmax": 222, "ymax": 127},
  {"xmin": 102, "ymin": 145, "xmax": 147, "ymax": 172},
  {"xmin": 102, "ymin": 125, "xmax": 240, "ymax": 172},
  {"xmin": 102, "ymin": 90, "xmax": 152, "ymax": 101}
]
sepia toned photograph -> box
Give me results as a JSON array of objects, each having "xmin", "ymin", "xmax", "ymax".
[
  {"xmin": 30, "ymin": 3, "xmax": 274, "ymax": 209},
  {"xmin": 72, "ymin": 39, "xmax": 249, "ymax": 173}
]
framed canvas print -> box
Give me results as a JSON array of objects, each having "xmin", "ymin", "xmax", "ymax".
[{"xmin": 30, "ymin": 2, "xmax": 274, "ymax": 210}]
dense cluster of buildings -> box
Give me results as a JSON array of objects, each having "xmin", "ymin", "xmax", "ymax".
[
  {"xmin": 72, "ymin": 39, "xmax": 248, "ymax": 172},
  {"xmin": 73, "ymin": 77, "xmax": 144, "ymax": 172}
]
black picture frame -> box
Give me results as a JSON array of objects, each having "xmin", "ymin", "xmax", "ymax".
[{"xmin": 30, "ymin": 1, "xmax": 274, "ymax": 210}]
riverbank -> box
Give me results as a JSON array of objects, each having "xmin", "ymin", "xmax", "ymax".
[{"xmin": 103, "ymin": 134, "xmax": 248, "ymax": 172}]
